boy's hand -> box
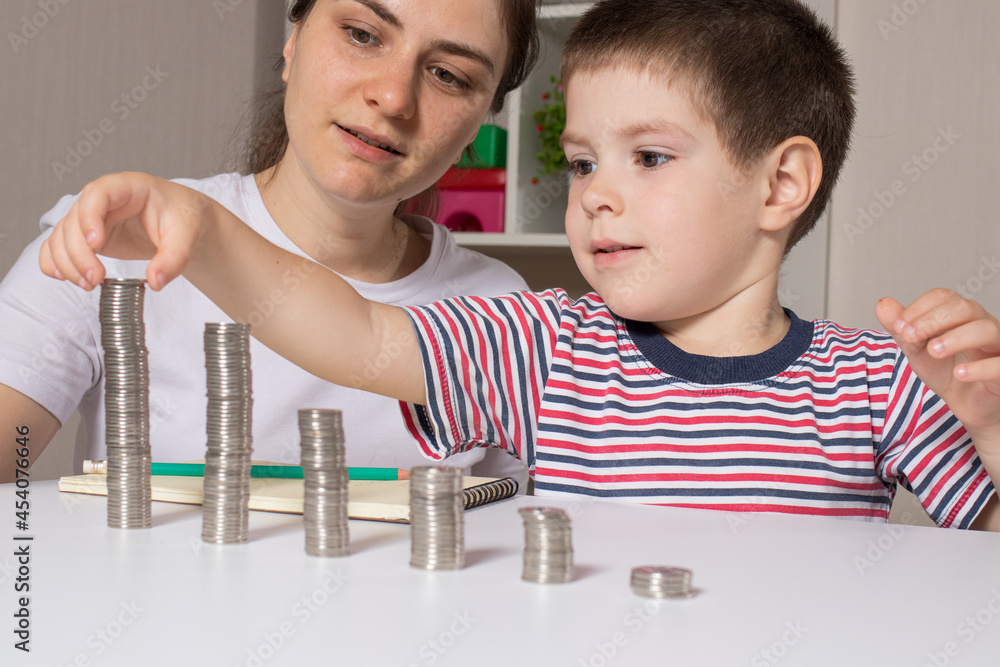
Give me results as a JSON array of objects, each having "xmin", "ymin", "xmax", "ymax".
[
  {"xmin": 876, "ymin": 289, "xmax": 1000, "ymax": 448},
  {"xmin": 39, "ymin": 172, "xmax": 214, "ymax": 291}
]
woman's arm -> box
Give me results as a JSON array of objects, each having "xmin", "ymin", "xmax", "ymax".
[
  {"xmin": 0, "ymin": 385, "xmax": 61, "ymax": 484},
  {"xmin": 40, "ymin": 172, "xmax": 427, "ymax": 405}
]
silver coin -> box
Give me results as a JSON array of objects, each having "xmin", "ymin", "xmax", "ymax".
[{"xmin": 630, "ymin": 566, "xmax": 693, "ymax": 599}]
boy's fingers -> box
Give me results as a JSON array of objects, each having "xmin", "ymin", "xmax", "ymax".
[
  {"xmin": 896, "ymin": 289, "xmax": 982, "ymax": 344},
  {"xmin": 955, "ymin": 356, "xmax": 1000, "ymax": 383},
  {"xmin": 906, "ymin": 299, "xmax": 984, "ymax": 345},
  {"xmin": 896, "ymin": 288, "xmax": 955, "ymax": 322},
  {"xmin": 875, "ymin": 297, "xmax": 905, "ymax": 336},
  {"xmin": 38, "ymin": 239, "xmax": 57, "ymax": 279},
  {"xmin": 46, "ymin": 225, "xmax": 89, "ymax": 290},
  {"xmin": 145, "ymin": 218, "xmax": 200, "ymax": 290},
  {"xmin": 929, "ymin": 318, "xmax": 1000, "ymax": 359},
  {"xmin": 62, "ymin": 213, "xmax": 102, "ymax": 289}
]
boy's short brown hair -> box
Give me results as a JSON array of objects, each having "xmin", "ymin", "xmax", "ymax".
[{"xmin": 562, "ymin": 0, "xmax": 856, "ymax": 251}]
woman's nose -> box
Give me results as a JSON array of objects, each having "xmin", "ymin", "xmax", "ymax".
[{"xmin": 363, "ymin": 63, "xmax": 419, "ymax": 120}]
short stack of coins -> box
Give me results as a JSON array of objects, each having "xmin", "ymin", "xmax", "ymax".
[
  {"xmin": 201, "ymin": 323, "xmax": 253, "ymax": 544},
  {"xmin": 630, "ymin": 566, "xmax": 693, "ymax": 599},
  {"xmin": 100, "ymin": 279, "xmax": 152, "ymax": 529},
  {"xmin": 409, "ymin": 466, "xmax": 464, "ymax": 570},
  {"xmin": 519, "ymin": 507, "xmax": 573, "ymax": 583},
  {"xmin": 298, "ymin": 409, "xmax": 350, "ymax": 557}
]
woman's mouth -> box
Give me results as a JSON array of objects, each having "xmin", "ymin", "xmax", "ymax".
[{"xmin": 338, "ymin": 125, "xmax": 402, "ymax": 155}]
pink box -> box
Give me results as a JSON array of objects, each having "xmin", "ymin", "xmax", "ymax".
[{"xmin": 437, "ymin": 189, "xmax": 505, "ymax": 233}]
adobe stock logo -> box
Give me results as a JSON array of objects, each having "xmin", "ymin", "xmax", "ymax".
[
  {"xmin": 51, "ymin": 65, "xmax": 170, "ymax": 182},
  {"xmin": 8, "ymin": 0, "xmax": 72, "ymax": 54}
]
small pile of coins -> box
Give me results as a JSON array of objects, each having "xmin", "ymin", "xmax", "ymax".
[
  {"xmin": 409, "ymin": 466, "xmax": 464, "ymax": 570},
  {"xmin": 201, "ymin": 323, "xmax": 253, "ymax": 544},
  {"xmin": 630, "ymin": 566, "xmax": 693, "ymax": 599},
  {"xmin": 519, "ymin": 507, "xmax": 574, "ymax": 583},
  {"xmin": 100, "ymin": 279, "xmax": 152, "ymax": 529},
  {"xmin": 299, "ymin": 409, "xmax": 350, "ymax": 557}
]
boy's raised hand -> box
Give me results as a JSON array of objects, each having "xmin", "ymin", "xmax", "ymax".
[
  {"xmin": 39, "ymin": 172, "xmax": 213, "ymax": 292},
  {"xmin": 876, "ymin": 289, "xmax": 1000, "ymax": 447}
]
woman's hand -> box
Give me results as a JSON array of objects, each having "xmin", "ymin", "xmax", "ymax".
[{"xmin": 39, "ymin": 171, "xmax": 216, "ymax": 291}]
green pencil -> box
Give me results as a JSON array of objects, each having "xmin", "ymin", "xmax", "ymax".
[{"xmin": 82, "ymin": 460, "xmax": 409, "ymax": 481}]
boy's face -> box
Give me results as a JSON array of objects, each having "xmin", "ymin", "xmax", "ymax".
[{"xmin": 561, "ymin": 69, "xmax": 778, "ymax": 329}]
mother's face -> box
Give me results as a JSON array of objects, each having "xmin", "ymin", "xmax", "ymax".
[{"xmin": 280, "ymin": 0, "xmax": 509, "ymax": 208}]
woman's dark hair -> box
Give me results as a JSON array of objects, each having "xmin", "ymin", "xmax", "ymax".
[{"xmin": 240, "ymin": 0, "xmax": 539, "ymax": 217}]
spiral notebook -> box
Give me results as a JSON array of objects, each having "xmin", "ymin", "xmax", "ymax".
[{"xmin": 57, "ymin": 472, "xmax": 519, "ymax": 524}]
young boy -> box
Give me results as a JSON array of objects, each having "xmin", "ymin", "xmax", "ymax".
[{"xmin": 41, "ymin": 0, "xmax": 1000, "ymax": 529}]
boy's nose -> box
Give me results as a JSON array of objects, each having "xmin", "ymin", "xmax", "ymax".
[{"xmin": 579, "ymin": 172, "xmax": 624, "ymax": 219}]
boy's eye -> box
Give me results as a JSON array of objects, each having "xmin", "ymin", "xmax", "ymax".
[
  {"xmin": 568, "ymin": 159, "xmax": 595, "ymax": 178},
  {"xmin": 344, "ymin": 26, "xmax": 379, "ymax": 46},
  {"xmin": 636, "ymin": 151, "xmax": 671, "ymax": 168}
]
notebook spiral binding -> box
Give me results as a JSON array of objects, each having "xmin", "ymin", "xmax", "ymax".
[{"xmin": 462, "ymin": 477, "xmax": 519, "ymax": 509}]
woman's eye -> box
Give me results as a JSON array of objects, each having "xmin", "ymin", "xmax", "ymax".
[
  {"xmin": 431, "ymin": 67, "xmax": 468, "ymax": 89},
  {"xmin": 637, "ymin": 151, "xmax": 671, "ymax": 168},
  {"xmin": 345, "ymin": 26, "xmax": 378, "ymax": 46}
]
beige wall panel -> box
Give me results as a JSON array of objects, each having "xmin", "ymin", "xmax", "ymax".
[
  {"xmin": 1, "ymin": 0, "xmax": 286, "ymax": 278},
  {"xmin": 829, "ymin": 0, "xmax": 1000, "ymax": 330},
  {"xmin": 833, "ymin": 0, "xmax": 1000, "ymax": 527}
]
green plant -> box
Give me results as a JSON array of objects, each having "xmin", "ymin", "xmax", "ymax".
[{"xmin": 531, "ymin": 76, "xmax": 566, "ymax": 185}]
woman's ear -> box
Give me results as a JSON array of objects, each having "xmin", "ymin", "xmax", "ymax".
[
  {"xmin": 281, "ymin": 22, "xmax": 301, "ymax": 84},
  {"xmin": 760, "ymin": 136, "xmax": 823, "ymax": 233}
]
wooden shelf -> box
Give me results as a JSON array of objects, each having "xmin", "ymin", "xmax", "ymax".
[
  {"xmin": 452, "ymin": 232, "xmax": 569, "ymax": 248},
  {"xmin": 540, "ymin": 3, "xmax": 591, "ymax": 20}
]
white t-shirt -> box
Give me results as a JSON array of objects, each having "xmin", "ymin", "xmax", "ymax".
[{"xmin": 0, "ymin": 172, "xmax": 529, "ymax": 479}]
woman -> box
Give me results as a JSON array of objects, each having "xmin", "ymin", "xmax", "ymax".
[{"xmin": 0, "ymin": 0, "xmax": 538, "ymax": 482}]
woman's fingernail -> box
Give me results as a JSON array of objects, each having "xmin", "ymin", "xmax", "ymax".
[
  {"xmin": 86, "ymin": 231, "xmax": 97, "ymax": 245},
  {"xmin": 156, "ymin": 272, "xmax": 167, "ymax": 288},
  {"xmin": 894, "ymin": 319, "xmax": 907, "ymax": 334},
  {"xmin": 955, "ymin": 365, "xmax": 969, "ymax": 379},
  {"xmin": 77, "ymin": 277, "xmax": 89, "ymax": 290},
  {"xmin": 85, "ymin": 269, "xmax": 94, "ymax": 285},
  {"xmin": 930, "ymin": 340, "xmax": 944, "ymax": 355},
  {"xmin": 54, "ymin": 269, "xmax": 64, "ymax": 280}
]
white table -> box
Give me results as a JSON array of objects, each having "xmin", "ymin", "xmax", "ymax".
[{"xmin": 3, "ymin": 481, "xmax": 1000, "ymax": 666}]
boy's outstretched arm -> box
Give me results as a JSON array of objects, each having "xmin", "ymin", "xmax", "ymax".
[
  {"xmin": 876, "ymin": 289, "xmax": 1000, "ymax": 530},
  {"xmin": 38, "ymin": 172, "xmax": 428, "ymax": 405}
]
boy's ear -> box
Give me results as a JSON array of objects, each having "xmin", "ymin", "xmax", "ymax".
[{"xmin": 760, "ymin": 136, "xmax": 823, "ymax": 233}]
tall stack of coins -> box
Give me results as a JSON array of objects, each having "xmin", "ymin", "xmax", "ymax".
[
  {"xmin": 630, "ymin": 566, "xmax": 693, "ymax": 599},
  {"xmin": 519, "ymin": 507, "xmax": 574, "ymax": 583},
  {"xmin": 409, "ymin": 466, "xmax": 464, "ymax": 570},
  {"xmin": 298, "ymin": 409, "xmax": 350, "ymax": 557},
  {"xmin": 201, "ymin": 323, "xmax": 253, "ymax": 544},
  {"xmin": 100, "ymin": 279, "xmax": 152, "ymax": 529}
]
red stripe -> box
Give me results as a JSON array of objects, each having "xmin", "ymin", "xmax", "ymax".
[
  {"xmin": 539, "ymin": 437, "xmax": 875, "ymax": 461},
  {"xmin": 542, "ymin": 408, "xmax": 872, "ymax": 433},
  {"xmin": 545, "ymin": 378, "xmax": 872, "ymax": 407},
  {"xmin": 537, "ymin": 466, "xmax": 883, "ymax": 491},
  {"xmin": 468, "ymin": 295, "xmax": 516, "ymax": 455},
  {"xmin": 943, "ymin": 469, "xmax": 988, "ymax": 528},
  {"xmin": 406, "ymin": 308, "xmax": 450, "ymax": 458},
  {"xmin": 662, "ymin": 502, "xmax": 887, "ymax": 519}
]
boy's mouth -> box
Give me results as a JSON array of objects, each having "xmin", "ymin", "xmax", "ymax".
[
  {"xmin": 593, "ymin": 242, "xmax": 641, "ymax": 254},
  {"xmin": 337, "ymin": 124, "xmax": 403, "ymax": 155}
]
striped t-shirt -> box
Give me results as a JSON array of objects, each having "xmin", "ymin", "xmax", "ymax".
[{"xmin": 400, "ymin": 290, "xmax": 994, "ymax": 527}]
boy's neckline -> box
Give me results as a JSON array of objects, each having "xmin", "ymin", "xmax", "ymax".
[{"xmin": 625, "ymin": 309, "xmax": 814, "ymax": 385}]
